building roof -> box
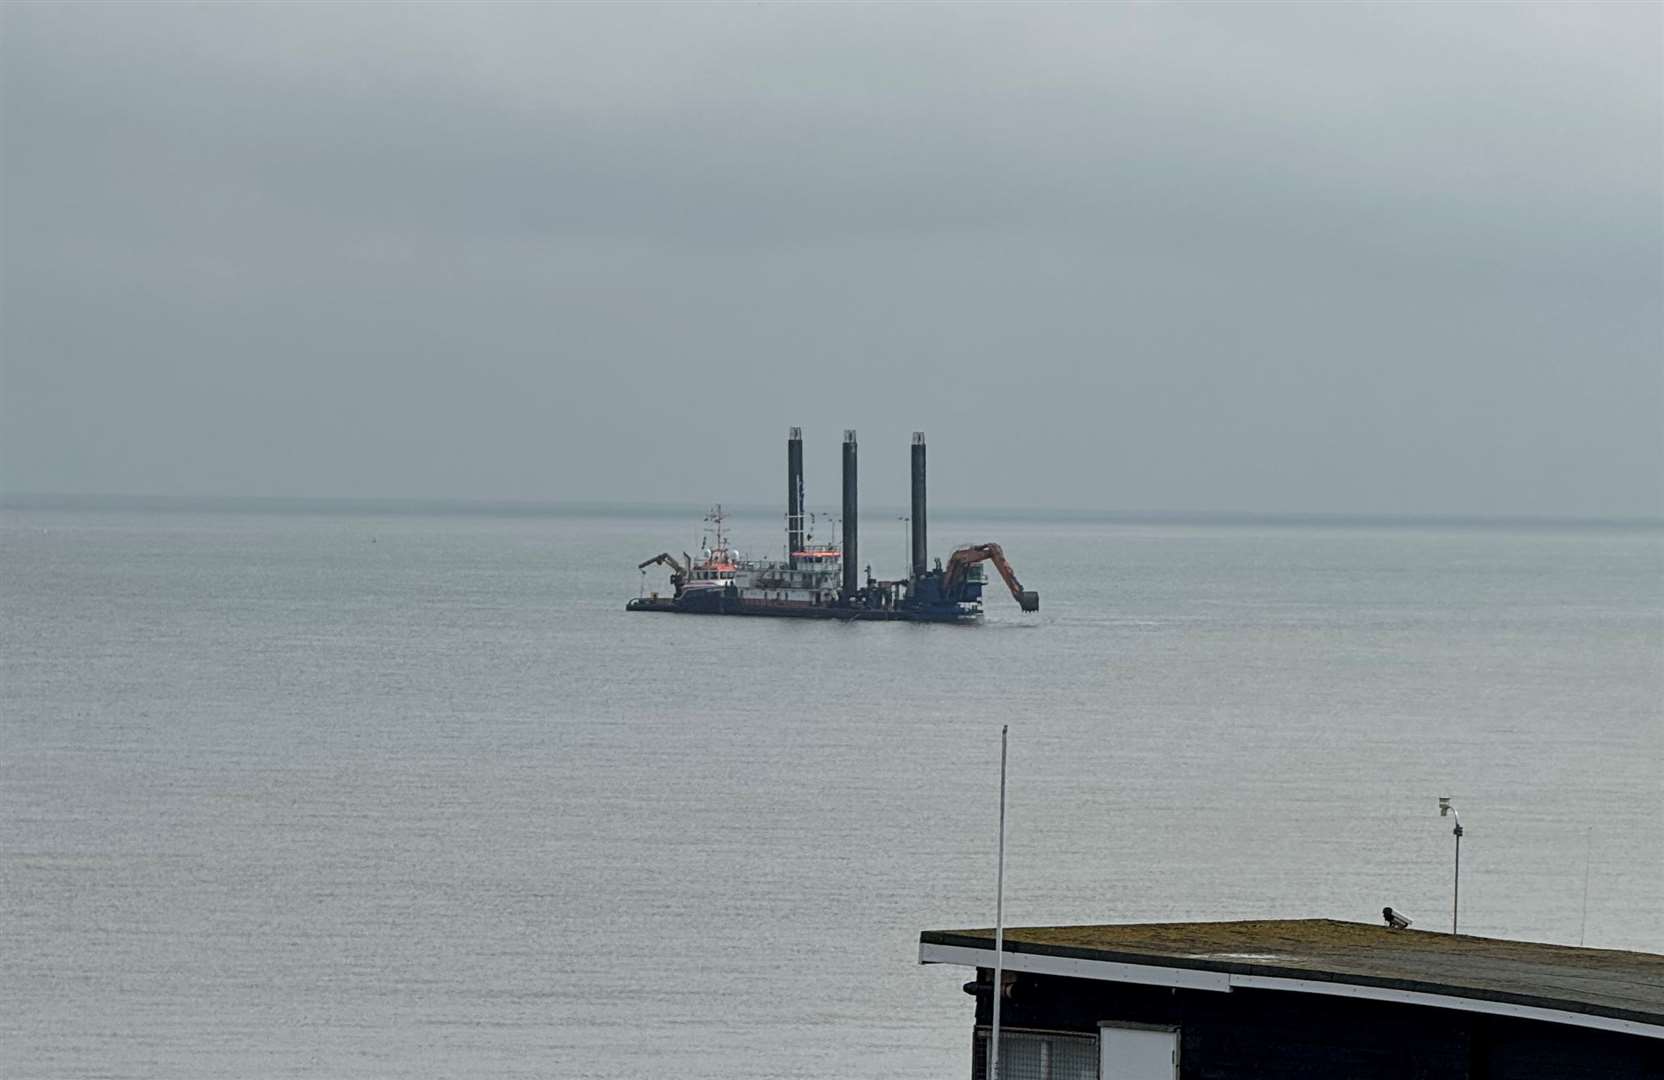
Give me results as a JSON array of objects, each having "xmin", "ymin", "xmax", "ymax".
[{"xmin": 918, "ymin": 919, "xmax": 1664, "ymax": 1036}]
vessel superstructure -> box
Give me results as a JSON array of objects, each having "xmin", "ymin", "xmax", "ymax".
[{"xmin": 628, "ymin": 429, "xmax": 1038, "ymax": 622}]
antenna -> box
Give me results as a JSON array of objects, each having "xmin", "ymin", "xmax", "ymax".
[
  {"xmin": 989, "ymin": 724, "xmax": 1009, "ymax": 1080},
  {"xmin": 1579, "ymin": 826, "xmax": 1593, "ymax": 946}
]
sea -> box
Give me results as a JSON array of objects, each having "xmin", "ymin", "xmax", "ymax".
[{"xmin": 3, "ymin": 501, "xmax": 1660, "ymax": 1079}]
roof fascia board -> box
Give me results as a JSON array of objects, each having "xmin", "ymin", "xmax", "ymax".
[
  {"xmin": 1230, "ymin": 974, "xmax": 1664, "ymax": 1041},
  {"xmin": 919, "ymin": 942, "xmax": 1231, "ymax": 992},
  {"xmin": 918, "ymin": 941, "xmax": 1664, "ymax": 1041}
]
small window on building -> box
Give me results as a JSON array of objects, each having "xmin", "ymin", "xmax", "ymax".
[{"xmin": 972, "ymin": 1027, "xmax": 1096, "ymax": 1080}]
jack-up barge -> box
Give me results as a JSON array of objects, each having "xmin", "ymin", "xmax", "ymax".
[{"xmin": 628, "ymin": 429, "xmax": 1038, "ymax": 623}]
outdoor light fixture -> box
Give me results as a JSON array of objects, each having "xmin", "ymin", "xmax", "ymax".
[{"xmin": 1439, "ymin": 797, "xmax": 1463, "ymax": 934}]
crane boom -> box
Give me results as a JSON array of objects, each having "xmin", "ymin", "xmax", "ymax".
[
  {"xmin": 637, "ymin": 552, "xmax": 690, "ymax": 597},
  {"xmin": 942, "ymin": 543, "xmax": 1039, "ymax": 612},
  {"xmin": 637, "ymin": 552, "xmax": 688, "ymax": 575}
]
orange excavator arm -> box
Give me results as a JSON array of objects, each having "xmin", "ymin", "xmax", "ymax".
[{"xmin": 942, "ymin": 543, "xmax": 1040, "ymax": 612}]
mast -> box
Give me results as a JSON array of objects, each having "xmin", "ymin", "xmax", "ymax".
[
  {"xmin": 787, "ymin": 427, "xmax": 804, "ymax": 565},
  {"xmin": 842, "ymin": 430, "xmax": 858, "ymax": 601}
]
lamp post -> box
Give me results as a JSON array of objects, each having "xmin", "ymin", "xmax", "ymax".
[{"xmin": 1438, "ymin": 797, "xmax": 1463, "ymax": 934}]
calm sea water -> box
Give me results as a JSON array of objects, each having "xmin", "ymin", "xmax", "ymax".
[{"xmin": 3, "ymin": 505, "xmax": 1660, "ymax": 1078}]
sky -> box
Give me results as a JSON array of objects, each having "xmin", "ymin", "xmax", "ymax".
[{"xmin": 2, "ymin": 2, "xmax": 1659, "ymax": 517}]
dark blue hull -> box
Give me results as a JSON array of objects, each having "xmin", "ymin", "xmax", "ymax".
[{"xmin": 625, "ymin": 594, "xmax": 978, "ymax": 623}]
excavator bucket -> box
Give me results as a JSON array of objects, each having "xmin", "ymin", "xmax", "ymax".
[{"xmin": 943, "ymin": 542, "xmax": 1040, "ymax": 612}]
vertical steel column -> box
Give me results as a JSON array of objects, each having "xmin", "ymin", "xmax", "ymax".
[
  {"xmin": 787, "ymin": 427, "xmax": 804, "ymax": 565},
  {"xmin": 841, "ymin": 429, "xmax": 858, "ymax": 601},
  {"xmin": 910, "ymin": 431, "xmax": 928, "ymax": 581}
]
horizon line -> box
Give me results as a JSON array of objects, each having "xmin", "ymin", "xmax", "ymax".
[{"xmin": 3, "ymin": 491, "xmax": 1660, "ymax": 530}]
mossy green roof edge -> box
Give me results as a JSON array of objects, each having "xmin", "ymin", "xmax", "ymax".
[{"xmin": 920, "ymin": 918, "xmax": 1664, "ymax": 1027}]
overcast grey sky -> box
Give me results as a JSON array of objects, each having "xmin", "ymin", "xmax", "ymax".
[{"xmin": 2, "ymin": 2, "xmax": 1659, "ymax": 516}]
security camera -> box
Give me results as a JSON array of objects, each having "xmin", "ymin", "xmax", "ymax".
[{"xmin": 1382, "ymin": 907, "xmax": 1413, "ymax": 930}]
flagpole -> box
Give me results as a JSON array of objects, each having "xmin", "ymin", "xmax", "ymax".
[{"xmin": 989, "ymin": 724, "xmax": 1008, "ymax": 1080}]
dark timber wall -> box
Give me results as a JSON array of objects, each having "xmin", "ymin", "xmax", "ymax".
[{"xmin": 967, "ymin": 969, "xmax": 1660, "ymax": 1080}]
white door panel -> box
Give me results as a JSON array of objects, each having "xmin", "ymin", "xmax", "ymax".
[{"xmin": 1098, "ymin": 1025, "xmax": 1178, "ymax": 1080}]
